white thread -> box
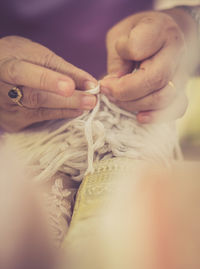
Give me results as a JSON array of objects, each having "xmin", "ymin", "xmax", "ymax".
[
  {"xmin": 84, "ymin": 84, "xmax": 101, "ymax": 175},
  {"xmin": 3, "ymin": 84, "xmax": 178, "ymax": 183},
  {"xmin": 2, "ymin": 82, "xmax": 179, "ymax": 246}
]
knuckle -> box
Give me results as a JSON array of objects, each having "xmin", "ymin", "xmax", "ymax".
[
  {"xmin": 28, "ymin": 91, "xmax": 47, "ymax": 108},
  {"xmin": 39, "ymin": 70, "xmax": 49, "ymax": 89},
  {"xmin": 3, "ymin": 59, "xmax": 22, "ymax": 84},
  {"xmin": 140, "ymin": 15, "xmax": 158, "ymax": 25},
  {"xmin": 166, "ymin": 27, "xmax": 185, "ymax": 50},
  {"xmin": 42, "ymin": 52, "xmax": 64, "ymax": 73},
  {"xmin": 145, "ymin": 68, "xmax": 170, "ymax": 91},
  {"xmin": 43, "ymin": 51, "xmax": 56, "ymax": 69},
  {"xmin": 107, "ymin": 57, "xmax": 122, "ymax": 73},
  {"xmin": 163, "ymin": 16, "xmax": 185, "ymax": 44}
]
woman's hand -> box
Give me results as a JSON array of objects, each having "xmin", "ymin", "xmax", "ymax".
[
  {"xmin": 101, "ymin": 8, "xmax": 198, "ymax": 123},
  {"xmin": 0, "ymin": 36, "xmax": 97, "ymax": 132}
]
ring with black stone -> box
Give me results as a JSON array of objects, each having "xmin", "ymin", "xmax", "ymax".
[{"xmin": 8, "ymin": 86, "xmax": 23, "ymax": 107}]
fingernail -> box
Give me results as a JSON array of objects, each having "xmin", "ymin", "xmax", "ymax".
[
  {"xmin": 58, "ymin": 81, "xmax": 71, "ymax": 95},
  {"xmin": 82, "ymin": 95, "xmax": 96, "ymax": 109},
  {"xmin": 84, "ymin": 81, "xmax": 98, "ymax": 91},
  {"xmin": 138, "ymin": 115, "xmax": 152, "ymax": 124}
]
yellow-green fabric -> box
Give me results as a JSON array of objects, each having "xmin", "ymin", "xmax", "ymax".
[{"xmin": 178, "ymin": 78, "xmax": 200, "ymax": 146}]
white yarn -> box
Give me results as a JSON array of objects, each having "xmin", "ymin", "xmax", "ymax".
[
  {"xmin": 2, "ymin": 82, "xmax": 180, "ymax": 246},
  {"xmin": 3, "ymin": 82, "xmax": 178, "ymax": 184},
  {"xmin": 84, "ymin": 84, "xmax": 101, "ymax": 175}
]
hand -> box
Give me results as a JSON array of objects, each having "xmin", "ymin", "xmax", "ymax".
[
  {"xmin": 101, "ymin": 9, "xmax": 198, "ymax": 123},
  {"xmin": 0, "ymin": 36, "xmax": 97, "ymax": 132}
]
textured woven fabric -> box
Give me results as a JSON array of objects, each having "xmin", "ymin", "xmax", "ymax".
[{"xmin": 62, "ymin": 157, "xmax": 160, "ymax": 269}]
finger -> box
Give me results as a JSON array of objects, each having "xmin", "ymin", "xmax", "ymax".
[
  {"xmin": 106, "ymin": 21, "xmax": 136, "ymax": 75},
  {"xmin": 21, "ymin": 88, "xmax": 97, "ymax": 110},
  {"xmin": 102, "ymin": 39, "xmax": 185, "ymax": 101},
  {"xmin": 28, "ymin": 41, "xmax": 98, "ymax": 90},
  {"xmin": 41, "ymin": 55, "xmax": 98, "ymax": 91},
  {"xmin": 0, "ymin": 59, "xmax": 77, "ymax": 97},
  {"xmin": 27, "ymin": 107, "xmax": 83, "ymax": 123},
  {"xmin": 114, "ymin": 83, "xmax": 177, "ymax": 112},
  {"xmin": 116, "ymin": 15, "xmax": 166, "ymax": 61},
  {"xmin": 0, "ymin": 37, "xmax": 98, "ymax": 91},
  {"xmin": 137, "ymin": 92, "xmax": 188, "ymax": 124},
  {"xmin": 106, "ymin": 13, "xmax": 168, "ymax": 75},
  {"xmin": 2, "ymin": 107, "xmax": 83, "ymax": 132},
  {"xmin": 106, "ymin": 49, "xmax": 133, "ymax": 76}
]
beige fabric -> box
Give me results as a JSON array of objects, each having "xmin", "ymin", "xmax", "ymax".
[{"xmin": 155, "ymin": 0, "xmax": 200, "ymax": 9}]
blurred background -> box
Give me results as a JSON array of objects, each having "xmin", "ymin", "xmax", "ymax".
[{"xmin": 178, "ymin": 77, "xmax": 200, "ymax": 160}]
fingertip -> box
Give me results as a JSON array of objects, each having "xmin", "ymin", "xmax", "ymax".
[
  {"xmin": 137, "ymin": 112, "xmax": 153, "ymax": 124},
  {"xmin": 100, "ymin": 78, "xmax": 113, "ymax": 93}
]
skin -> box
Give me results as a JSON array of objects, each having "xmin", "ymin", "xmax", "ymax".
[
  {"xmin": 0, "ymin": 8, "xmax": 198, "ymax": 131},
  {"xmin": 101, "ymin": 8, "xmax": 198, "ymax": 124},
  {"xmin": 0, "ymin": 36, "xmax": 97, "ymax": 132},
  {"xmin": 0, "ymin": 14, "xmax": 197, "ymax": 162}
]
